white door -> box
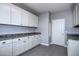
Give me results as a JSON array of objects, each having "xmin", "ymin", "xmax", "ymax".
[{"xmin": 52, "ymin": 19, "xmax": 65, "ymax": 46}]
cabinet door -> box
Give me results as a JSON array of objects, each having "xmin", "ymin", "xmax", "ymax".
[
  {"xmin": 13, "ymin": 38, "xmax": 24, "ymax": 56},
  {"xmin": 29, "ymin": 36, "xmax": 35, "ymax": 48},
  {"xmin": 73, "ymin": 6, "xmax": 76, "ymax": 26},
  {"xmin": 0, "ymin": 40, "xmax": 12, "ymax": 56},
  {"xmin": 12, "ymin": 42, "xmax": 18, "ymax": 56},
  {"xmin": 76, "ymin": 4, "xmax": 79, "ymax": 25},
  {"xmin": 34, "ymin": 35, "xmax": 40, "ymax": 46},
  {"xmin": 23, "ymin": 37, "xmax": 29, "ymax": 51},
  {"xmin": 68, "ymin": 40, "xmax": 79, "ymax": 56},
  {"xmin": 11, "ymin": 5, "xmax": 21, "ymax": 25},
  {"xmin": 28, "ymin": 13, "xmax": 38, "ymax": 27},
  {"xmin": 33, "ymin": 15, "xmax": 38, "ymax": 27},
  {"xmin": 0, "ymin": 44, "xmax": 12, "ymax": 56},
  {"xmin": 0, "ymin": 3, "xmax": 10, "ymax": 24},
  {"xmin": 21, "ymin": 10, "xmax": 29, "ymax": 26},
  {"xmin": 32, "ymin": 36, "xmax": 36, "ymax": 47},
  {"xmin": 38, "ymin": 35, "xmax": 41, "ymax": 44},
  {"xmin": 28, "ymin": 13, "xmax": 35, "ymax": 27},
  {"xmin": 73, "ymin": 4, "xmax": 79, "ymax": 26}
]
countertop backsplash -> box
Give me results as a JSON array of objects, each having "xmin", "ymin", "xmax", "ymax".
[
  {"xmin": 0, "ymin": 32, "xmax": 41, "ymax": 41},
  {"xmin": 0, "ymin": 24, "xmax": 37, "ymax": 35}
]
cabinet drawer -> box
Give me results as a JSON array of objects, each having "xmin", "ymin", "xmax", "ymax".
[
  {"xmin": 35, "ymin": 35, "xmax": 41, "ymax": 39},
  {"xmin": 29, "ymin": 36, "xmax": 34, "ymax": 38},
  {"xmin": 22, "ymin": 37, "xmax": 28, "ymax": 41},
  {"xmin": 12, "ymin": 38, "xmax": 23, "ymax": 43},
  {"xmin": 12, "ymin": 38, "xmax": 18, "ymax": 43},
  {"xmin": 0, "ymin": 39, "xmax": 12, "ymax": 46}
]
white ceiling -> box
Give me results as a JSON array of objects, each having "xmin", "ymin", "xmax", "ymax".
[{"xmin": 24, "ymin": 3, "xmax": 73, "ymax": 14}]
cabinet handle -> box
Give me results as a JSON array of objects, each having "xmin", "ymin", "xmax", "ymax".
[
  {"xmin": 24, "ymin": 41, "xmax": 26, "ymax": 43},
  {"xmin": 18, "ymin": 39, "xmax": 21, "ymax": 41},
  {"xmin": 2, "ymin": 42, "xmax": 6, "ymax": 44}
]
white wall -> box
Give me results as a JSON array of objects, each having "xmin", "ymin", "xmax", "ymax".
[
  {"xmin": 51, "ymin": 10, "xmax": 73, "ymax": 33},
  {"xmin": 38, "ymin": 12, "xmax": 50, "ymax": 45},
  {"xmin": 51, "ymin": 10, "xmax": 79, "ymax": 35},
  {"xmin": 37, "ymin": 10, "xmax": 76, "ymax": 45},
  {"xmin": 51, "ymin": 10, "xmax": 73, "ymax": 45}
]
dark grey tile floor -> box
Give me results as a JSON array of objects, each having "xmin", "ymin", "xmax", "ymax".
[{"xmin": 20, "ymin": 44, "xmax": 67, "ymax": 56}]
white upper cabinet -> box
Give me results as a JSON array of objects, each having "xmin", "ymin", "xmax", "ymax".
[
  {"xmin": 33, "ymin": 15, "xmax": 38, "ymax": 27},
  {"xmin": 0, "ymin": 3, "xmax": 10, "ymax": 24},
  {"xmin": 10, "ymin": 4, "xmax": 21, "ymax": 25},
  {"xmin": 73, "ymin": 4, "xmax": 79, "ymax": 26},
  {"xmin": 28, "ymin": 12, "xmax": 38, "ymax": 27},
  {"xmin": 21, "ymin": 10, "xmax": 29, "ymax": 26},
  {"xmin": 0, "ymin": 3, "xmax": 38, "ymax": 27},
  {"xmin": 21, "ymin": 9, "xmax": 38, "ymax": 27}
]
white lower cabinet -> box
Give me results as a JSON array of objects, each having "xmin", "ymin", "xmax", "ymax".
[
  {"xmin": 29, "ymin": 35, "xmax": 41, "ymax": 48},
  {"xmin": 35, "ymin": 35, "xmax": 41, "ymax": 45},
  {"xmin": 28, "ymin": 36, "xmax": 34, "ymax": 49},
  {"xmin": 0, "ymin": 44, "xmax": 12, "ymax": 56},
  {"xmin": 32, "ymin": 36, "xmax": 37, "ymax": 47},
  {"xmin": 12, "ymin": 38, "xmax": 24, "ymax": 56},
  {"xmin": 0, "ymin": 35, "xmax": 41, "ymax": 56},
  {"xmin": 12, "ymin": 42, "xmax": 19, "ymax": 56},
  {"xmin": 68, "ymin": 40, "xmax": 79, "ymax": 56},
  {"xmin": 0, "ymin": 40, "xmax": 12, "ymax": 56},
  {"xmin": 22, "ymin": 37, "xmax": 29, "ymax": 51}
]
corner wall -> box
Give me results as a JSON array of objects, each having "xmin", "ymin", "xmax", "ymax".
[{"xmin": 37, "ymin": 12, "xmax": 50, "ymax": 45}]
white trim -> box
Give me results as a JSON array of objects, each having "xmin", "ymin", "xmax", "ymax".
[
  {"xmin": 51, "ymin": 43, "xmax": 67, "ymax": 47},
  {"xmin": 40, "ymin": 43, "xmax": 49, "ymax": 46}
]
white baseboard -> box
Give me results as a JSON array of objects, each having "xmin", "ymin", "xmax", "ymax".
[
  {"xmin": 40, "ymin": 43, "xmax": 49, "ymax": 46},
  {"xmin": 51, "ymin": 43, "xmax": 67, "ymax": 47}
]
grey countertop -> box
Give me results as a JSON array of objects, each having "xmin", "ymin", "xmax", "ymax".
[
  {"xmin": 0, "ymin": 32, "xmax": 41, "ymax": 41},
  {"xmin": 67, "ymin": 34, "xmax": 79, "ymax": 40}
]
